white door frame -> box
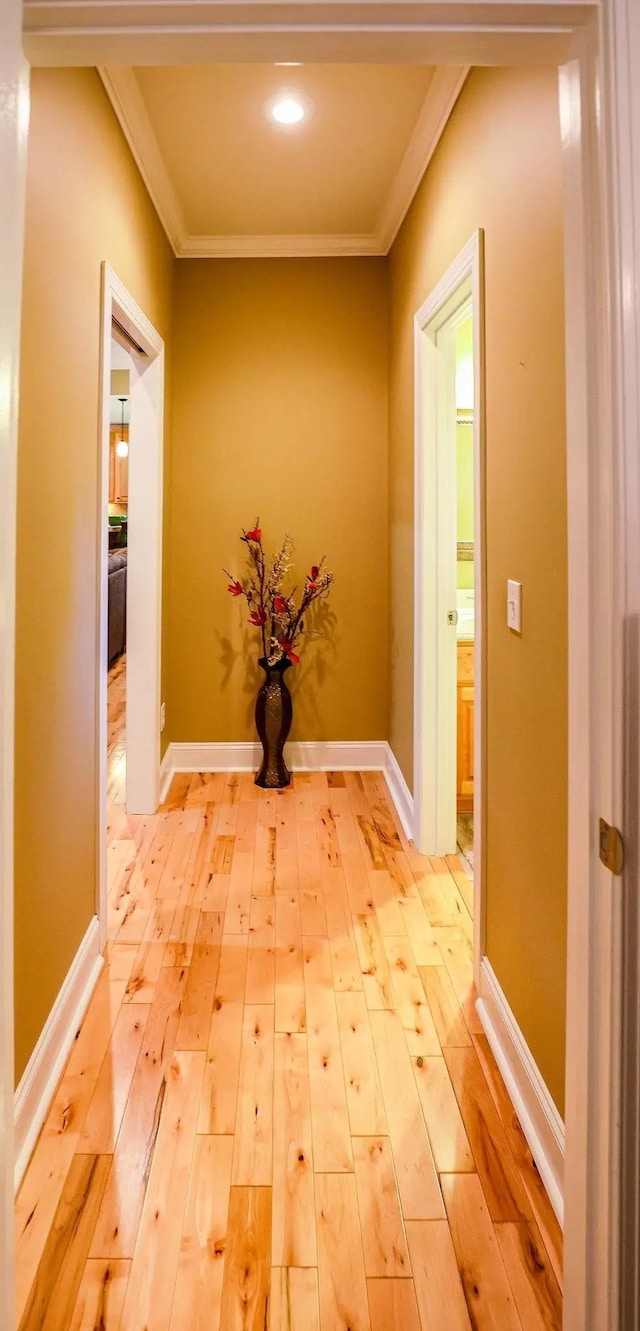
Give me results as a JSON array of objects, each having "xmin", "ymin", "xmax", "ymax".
[
  {"xmin": 5, "ymin": 3, "xmax": 639, "ymax": 1328},
  {"xmin": 0, "ymin": 0, "xmax": 28, "ymax": 1319},
  {"xmin": 97, "ymin": 264, "xmax": 164, "ymax": 947},
  {"xmin": 414, "ymin": 232, "xmax": 485, "ymax": 980}
]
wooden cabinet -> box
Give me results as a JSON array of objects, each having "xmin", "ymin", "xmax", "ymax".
[
  {"xmin": 109, "ymin": 426, "xmax": 129, "ymax": 504},
  {"xmin": 457, "ymin": 642, "xmax": 474, "ymax": 813}
]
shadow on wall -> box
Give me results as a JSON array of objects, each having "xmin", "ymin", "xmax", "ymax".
[{"xmin": 217, "ymin": 599, "xmax": 338, "ymax": 737}]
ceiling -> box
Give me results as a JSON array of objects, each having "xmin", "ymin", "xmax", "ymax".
[{"xmin": 100, "ymin": 63, "xmax": 468, "ymax": 258}]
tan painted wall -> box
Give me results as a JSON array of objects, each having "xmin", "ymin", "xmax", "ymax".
[
  {"xmin": 15, "ymin": 69, "xmax": 174, "ymax": 1082},
  {"xmin": 167, "ymin": 258, "xmax": 389, "ymax": 748},
  {"xmin": 389, "ymin": 67, "xmax": 568, "ymax": 1111}
]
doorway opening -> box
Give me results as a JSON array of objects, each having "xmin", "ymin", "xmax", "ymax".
[
  {"xmin": 413, "ymin": 231, "xmax": 485, "ymax": 973},
  {"xmin": 454, "ymin": 312, "xmax": 476, "ymax": 881},
  {"xmin": 97, "ymin": 265, "xmax": 165, "ymax": 949},
  {"xmin": 106, "ymin": 335, "xmax": 130, "ymax": 820}
]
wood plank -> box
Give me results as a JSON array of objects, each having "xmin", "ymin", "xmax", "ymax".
[
  {"xmin": 79, "ymin": 1004, "xmax": 150, "ymax": 1152},
  {"xmin": 253, "ymin": 821, "xmax": 277, "ymax": 897},
  {"xmin": 164, "ymin": 901, "xmax": 201, "ymax": 968},
  {"xmin": 303, "ymin": 937, "xmax": 353, "ymax": 1173},
  {"xmin": 15, "ymin": 969, "xmax": 128, "ymax": 1320},
  {"xmin": 420, "ymin": 965, "xmax": 472, "ymax": 1048},
  {"xmin": 414, "ymin": 862, "xmax": 458, "ymax": 927},
  {"xmin": 383, "ymin": 847, "xmax": 420, "ymax": 901},
  {"xmin": 211, "ymin": 833, "xmax": 235, "ymax": 874},
  {"xmin": 495, "ymin": 1221, "xmax": 562, "ymax": 1330},
  {"xmin": 219, "ymin": 1187, "xmax": 271, "ymax": 1331},
  {"xmin": 352, "ymin": 1137, "xmax": 410, "ymax": 1277},
  {"xmin": 369, "ymin": 1009, "xmax": 444, "ymax": 1221},
  {"xmin": 383, "ymin": 934, "xmax": 440, "ymax": 1054},
  {"xmin": 157, "ymin": 808, "xmax": 204, "ymax": 898},
  {"xmin": 89, "ymin": 966, "xmax": 187, "ymax": 1259},
  {"xmin": 216, "ymin": 930, "xmax": 249, "ymax": 1003},
  {"xmin": 315, "ymin": 804, "xmax": 342, "ymax": 869},
  {"xmin": 296, "ymin": 818, "xmax": 327, "ymax": 935},
  {"xmin": 119, "ymin": 1051, "xmax": 206, "ymax": 1331},
  {"xmin": 405, "ymin": 1219, "xmax": 472, "ymax": 1331},
  {"xmin": 324, "ymin": 867, "xmax": 363, "ymax": 992},
  {"xmin": 472, "ymin": 1032, "xmax": 563, "ymax": 1290},
  {"xmin": 198, "ymin": 934, "xmax": 248, "ymax": 1134},
  {"xmin": 169, "ymin": 1135, "xmax": 233, "ymax": 1331},
  {"xmin": 68, "ymin": 1259, "xmax": 131, "ymax": 1330},
  {"xmin": 175, "ymin": 910, "xmax": 223, "ymax": 1051},
  {"xmin": 410, "ymin": 1055, "xmax": 475, "ymax": 1174},
  {"xmin": 18, "ymin": 1155, "xmax": 111, "ymax": 1331},
  {"xmin": 272, "ymin": 1032, "xmax": 316, "ymax": 1267},
  {"xmin": 355, "ymin": 814, "xmax": 386, "ymax": 870},
  {"xmin": 335, "ymin": 991, "xmax": 387, "ymax": 1136},
  {"xmin": 271, "ymin": 1268, "xmax": 320, "ymax": 1331},
  {"xmin": 235, "ymin": 796, "xmax": 259, "ymax": 853},
  {"xmin": 231, "ymin": 1004, "xmax": 275, "ymax": 1185},
  {"xmin": 245, "ymin": 896, "xmax": 276, "ymax": 1004},
  {"xmin": 315, "ymin": 1173, "xmax": 371, "ymax": 1331},
  {"xmin": 124, "ymin": 938, "xmax": 168, "ymax": 1004},
  {"xmin": 444, "ymin": 1046, "xmax": 532, "ymax": 1223},
  {"xmin": 445, "ymin": 854, "xmax": 474, "ymax": 915},
  {"xmin": 432, "ymin": 926, "xmax": 484, "ymax": 1036},
  {"xmin": 395, "ymin": 895, "xmax": 442, "ymax": 965},
  {"xmin": 198, "ymin": 997, "xmax": 244, "ymax": 1136},
  {"xmin": 275, "ymin": 891, "xmax": 306, "ymax": 1034},
  {"xmin": 441, "ymin": 1172, "xmax": 522, "ymax": 1331},
  {"xmin": 366, "ymin": 869, "xmax": 407, "ymax": 936},
  {"xmin": 354, "ymin": 911, "xmax": 396, "ymax": 1010},
  {"xmin": 367, "ymin": 1278, "xmax": 421, "ymax": 1331},
  {"xmin": 224, "ymin": 850, "xmax": 254, "ymax": 934},
  {"xmin": 333, "ymin": 790, "xmax": 366, "ymax": 858}
]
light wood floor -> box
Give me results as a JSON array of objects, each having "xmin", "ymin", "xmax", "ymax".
[{"xmin": 14, "ymin": 655, "xmax": 562, "ymax": 1330}]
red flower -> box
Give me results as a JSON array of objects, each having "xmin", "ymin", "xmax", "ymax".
[
  {"xmin": 227, "ymin": 579, "xmax": 244, "ymax": 597},
  {"xmin": 311, "ymin": 565, "xmax": 319, "ymax": 580},
  {"xmin": 249, "ymin": 606, "xmax": 267, "ymax": 627},
  {"xmin": 307, "ymin": 564, "xmax": 320, "ymax": 589},
  {"xmin": 246, "ymin": 526, "xmax": 262, "ymax": 542},
  {"xmin": 280, "ymin": 638, "xmax": 300, "ymax": 664},
  {"xmin": 273, "ymin": 596, "xmax": 288, "ymax": 614}
]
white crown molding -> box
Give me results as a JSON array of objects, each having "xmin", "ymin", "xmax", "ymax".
[
  {"xmin": 98, "ymin": 66, "xmax": 186, "ymax": 256},
  {"xmin": 376, "ymin": 64, "xmax": 469, "ymax": 251},
  {"xmin": 181, "ymin": 232, "xmax": 384, "ymax": 258},
  {"xmin": 99, "ymin": 63, "xmax": 467, "ymax": 259}
]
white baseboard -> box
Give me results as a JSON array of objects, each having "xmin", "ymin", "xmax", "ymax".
[
  {"xmin": 383, "ymin": 745, "xmax": 415, "ymax": 842},
  {"xmin": 476, "ymin": 956, "xmax": 565, "ymax": 1227},
  {"xmin": 14, "ymin": 915, "xmax": 103, "ymax": 1191},
  {"xmin": 158, "ymin": 739, "xmax": 415, "ymax": 840}
]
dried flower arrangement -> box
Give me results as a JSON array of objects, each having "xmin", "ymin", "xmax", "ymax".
[{"xmin": 224, "ymin": 521, "xmax": 334, "ymax": 665}]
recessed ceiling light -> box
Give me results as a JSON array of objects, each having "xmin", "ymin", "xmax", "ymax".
[{"xmin": 271, "ymin": 96, "xmax": 305, "ymax": 125}]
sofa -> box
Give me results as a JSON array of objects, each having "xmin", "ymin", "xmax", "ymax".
[{"xmin": 108, "ymin": 550, "xmax": 127, "ymax": 665}]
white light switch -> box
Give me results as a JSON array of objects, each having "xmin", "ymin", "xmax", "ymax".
[{"xmin": 507, "ymin": 580, "xmax": 522, "ymax": 633}]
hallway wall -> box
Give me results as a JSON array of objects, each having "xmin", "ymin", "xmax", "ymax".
[
  {"xmin": 14, "ymin": 69, "xmax": 174, "ymax": 1081},
  {"xmin": 389, "ymin": 66, "xmax": 568, "ymax": 1111},
  {"xmin": 168, "ymin": 257, "xmax": 389, "ymax": 747}
]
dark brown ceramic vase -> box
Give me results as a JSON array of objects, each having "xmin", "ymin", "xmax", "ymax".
[{"xmin": 255, "ymin": 656, "xmax": 293, "ymax": 788}]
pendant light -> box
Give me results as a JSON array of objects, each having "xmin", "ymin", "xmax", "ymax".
[{"xmin": 116, "ymin": 397, "xmax": 129, "ymax": 458}]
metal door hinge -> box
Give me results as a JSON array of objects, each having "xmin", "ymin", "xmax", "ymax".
[{"xmin": 599, "ymin": 818, "xmax": 625, "ymax": 875}]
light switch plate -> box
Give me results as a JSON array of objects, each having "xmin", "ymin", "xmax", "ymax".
[{"xmin": 507, "ymin": 580, "xmax": 522, "ymax": 633}]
